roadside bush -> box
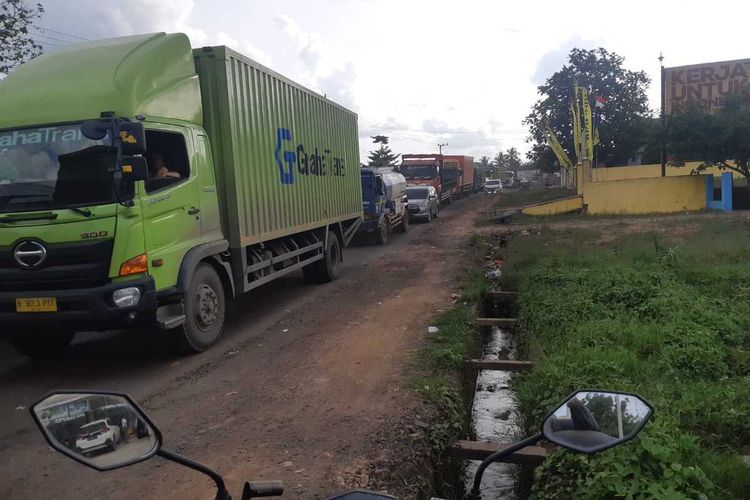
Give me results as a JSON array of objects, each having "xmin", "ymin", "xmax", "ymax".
[
  {"xmin": 503, "ymin": 223, "xmax": 750, "ymax": 499},
  {"xmin": 529, "ymin": 423, "xmax": 715, "ymax": 499}
]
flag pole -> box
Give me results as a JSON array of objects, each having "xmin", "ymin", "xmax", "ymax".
[{"xmin": 660, "ymin": 53, "xmax": 666, "ymax": 177}]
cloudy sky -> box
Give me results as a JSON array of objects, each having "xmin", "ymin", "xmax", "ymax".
[{"xmin": 35, "ymin": 0, "xmax": 750, "ymax": 163}]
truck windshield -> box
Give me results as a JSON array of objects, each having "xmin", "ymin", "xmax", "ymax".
[
  {"xmin": 402, "ymin": 165, "xmax": 436, "ymax": 179},
  {"xmin": 442, "ymin": 168, "xmax": 460, "ymax": 180},
  {"xmin": 0, "ymin": 124, "xmax": 117, "ymax": 213}
]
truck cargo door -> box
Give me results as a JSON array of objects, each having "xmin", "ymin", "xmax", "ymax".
[{"xmin": 195, "ymin": 134, "xmax": 221, "ymax": 240}]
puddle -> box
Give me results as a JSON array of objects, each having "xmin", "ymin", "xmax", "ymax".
[{"xmin": 465, "ymin": 326, "xmax": 523, "ymax": 499}]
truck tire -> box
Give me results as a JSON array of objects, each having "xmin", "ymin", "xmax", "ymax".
[
  {"xmin": 10, "ymin": 330, "xmax": 75, "ymax": 357},
  {"xmin": 375, "ymin": 219, "xmax": 389, "ymax": 245},
  {"xmin": 303, "ymin": 231, "xmax": 341, "ymax": 283},
  {"xmin": 178, "ymin": 263, "xmax": 226, "ymax": 353}
]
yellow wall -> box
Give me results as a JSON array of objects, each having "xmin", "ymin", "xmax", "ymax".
[
  {"xmin": 522, "ymin": 196, "xmax": 583, "ymax": 215},
  {"xmin": 590, "ymin": 162, "xmax": 743, "ymax": 182},
  {"xmin": 583, "ymin": 175, "xmax": 706, "ymax": 214}
]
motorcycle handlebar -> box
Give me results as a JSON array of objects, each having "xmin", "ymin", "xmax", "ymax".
[{"xmin": 241, "ymin": 481, "xmax": 284, "ymax": 499}]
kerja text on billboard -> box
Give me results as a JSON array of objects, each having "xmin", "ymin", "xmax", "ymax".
[{"xmin": 665, "ymin": 58, "xmax": 750, "ymax": 114}]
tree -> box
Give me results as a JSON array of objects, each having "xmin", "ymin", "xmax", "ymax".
[
  {"xmin": 367, "ymin": 145, "xmax": 400, "ymax": 170},
  {"xmin": 524, "ymin": 48, "xmax": 652, "ymax": 167},
  {"xmin": 666, "ymin": 86, "xmax": 750, "ymax": 199},
  {"xmin": 492, "ymin": 151, "xmax": 505, "ymax": 170},
  {"xmin": 475, "ymin": 155, "xmax": 492, "ymax": 178},
  {"xmin": 505, "ymin": 147, "xmax": 522, "ymax": 175},
  {"xmin": 0, "ymin": 0, "xmax": 45, "ymax": 75},
  {"xmin": 492, "ymin": 148, "xmax": 521, "ymax": 176},
  {"xmin": 477, "ymin": 155, "xmax": 491, "ymax": 170}
]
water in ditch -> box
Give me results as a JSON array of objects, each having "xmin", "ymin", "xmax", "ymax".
[{"xmin": 464, "ymin": 326, "xmax": 523, "ymax": 499}]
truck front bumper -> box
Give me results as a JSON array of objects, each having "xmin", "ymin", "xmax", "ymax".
[{"xmin": 0, "ymin": 277, "xmax": 158, "ymax": 332}]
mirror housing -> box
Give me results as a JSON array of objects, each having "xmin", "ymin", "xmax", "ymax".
[
  {"xmin": 80, "ymin": 120, "xmax": 110, "ymax": 141},
  {"xmin": 118, "ymin": 122, "xmax": 147, "ymax": 156},
  {"xmin": 30, "ymin": 391, "xmax": 162, "ymax": 471},
  {"xmin": 541, "ymin": 390, "xmax": 653, "ymax": 454},
  {"xmin": 80, "ymin": 119, "xmax": 147, "ymax": 156},
  {"xmin": 121, "ymin": 156, "xmax": 149, "ymax": 182}
]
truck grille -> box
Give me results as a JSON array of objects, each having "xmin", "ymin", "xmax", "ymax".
[{"xmin": 0, "ymin": 240, "xmax": 113, "ymax": 292}]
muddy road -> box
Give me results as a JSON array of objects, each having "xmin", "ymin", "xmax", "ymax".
[{"xmin": 0, "ymin": 194, "xmax": 493, "ymax": 499}]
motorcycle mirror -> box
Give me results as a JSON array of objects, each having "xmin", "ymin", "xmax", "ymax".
[
  {"xmin": 30, "ymin": 391, "xmax": 162, "ymax": 471},
  {"xmin": 541, "ymin": 390, "xmax": 653, "ymax": 454}
]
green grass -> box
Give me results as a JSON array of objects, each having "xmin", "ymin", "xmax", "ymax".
[
  {"xmin": 498, "ymin": 217, "xmax": 750, "ymax": 499},
  {"xmin": 493, "ymin": 187, "xmax": 575, "ymax": 209}
]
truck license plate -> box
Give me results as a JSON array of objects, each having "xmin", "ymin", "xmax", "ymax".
[{"xmin": 16, "ymin": 297, "xmax": 58, "ymax": 313}]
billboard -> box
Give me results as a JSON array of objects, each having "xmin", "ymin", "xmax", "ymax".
[{"xmin": 665, "ymin": 58, "xmax": 750, "ymax": 114}]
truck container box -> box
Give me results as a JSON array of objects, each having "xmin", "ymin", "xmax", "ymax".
[{"xmin": 193, "ymin": 46, "xmax": 362, "ymax": 249}]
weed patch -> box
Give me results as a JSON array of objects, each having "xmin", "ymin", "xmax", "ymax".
[{"xmin": 502, "ymin": 217, "xmax": 750, "ymax": 499}]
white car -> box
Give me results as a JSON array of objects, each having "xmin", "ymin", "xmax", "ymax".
[
  {"xmin": 484, "ymin": 179, "xmax": 503, "ymax": 194},
  {"xmin": 75, "ymin": 419, "xmax": 121, "ymax": 455}
]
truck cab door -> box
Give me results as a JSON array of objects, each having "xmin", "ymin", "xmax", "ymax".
[
  {"xmin": 194, "ymin": 134, "xmax": 221, "ymax": 241},
  {"xmin": 140, "ymin": 128, "xmax": 203, "ymax": 290}
]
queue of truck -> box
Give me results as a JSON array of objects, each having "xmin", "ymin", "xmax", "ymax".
[{"xmin": 0, "ymin": 32, "xmax": 479, "ymax": 357}]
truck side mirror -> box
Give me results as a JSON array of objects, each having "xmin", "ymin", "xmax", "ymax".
[
  {"xmin": 81, "ymin": 120, "xmax": 109, "ymax": 141},
  {"xmin": 118, "ymin": 122, "xmax": 147, "ymax": 156},
  {"xmin": 121, "ymin": 156, "xmax": 149, "ymax": 182}
]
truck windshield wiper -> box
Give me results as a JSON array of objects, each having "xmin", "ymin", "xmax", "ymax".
[{"xmin": 65, "ymin": 206, "xmax": 93, "ymax": 217}]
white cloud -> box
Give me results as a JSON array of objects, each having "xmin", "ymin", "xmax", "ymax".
[
  {"xmin": 34, "ymin": 0, "xmax": 750, "ymax": 163},
  {"xmin": 532, "ymin": 35, "xmax": 605, "ymax": 85},
  {"xmin": 39, "ymin": 0, "xmax": 271, "ymax": 65}
]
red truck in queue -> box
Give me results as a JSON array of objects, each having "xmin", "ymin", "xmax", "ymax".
[
  {"xmin": 442, "ymin": 155, "xmax": 475, "ymax": 198},
  {"xmin": 400, "ymin": 154, "xmax": 459, "ymax": 205}
]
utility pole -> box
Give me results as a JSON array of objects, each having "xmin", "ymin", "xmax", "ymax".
[
  {"xmin": 438, "ymin": 143, "xmax": 447, "ymax": 155},
  {"xmin": 659, "ymin": 52, "xmax": 666, "ymax": 177}
]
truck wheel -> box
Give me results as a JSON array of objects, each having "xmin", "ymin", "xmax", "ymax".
[
  {"xmin": 375, "ymin": 219, "xmax": 389, "ymax": 245},
  {"xmin": 303, "ymin": 231, "xmax": 341, "ymax": 283},
  {"xmin": 179, "ymin": 263, "xmax": 226, "ymax": 353},
  {"xmin": 10, "ymin": 330, "xmax": 75, "ymax": 358}
]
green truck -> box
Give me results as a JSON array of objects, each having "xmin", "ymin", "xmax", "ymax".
[{"xmin": 0, "ymin": 33, "xmax": 363, "ymax": 356}]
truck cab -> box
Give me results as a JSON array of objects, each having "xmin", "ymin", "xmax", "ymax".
[{"xmin": 359, "ymin": 168, "xmax": 408, "ymax": 245}]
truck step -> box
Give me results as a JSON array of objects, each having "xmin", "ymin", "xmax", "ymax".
[
  {"xmin": 159, "ymin": 314, "xmax": 186, "ymax": 329},
  {"xmin": 157, "ymin": 303, "xmax": 186, "ymax": 329}
]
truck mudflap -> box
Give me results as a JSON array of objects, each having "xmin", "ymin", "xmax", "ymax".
[{"xmin": 0, "ymin": 277, "xmax": 157, "ymax": 332}]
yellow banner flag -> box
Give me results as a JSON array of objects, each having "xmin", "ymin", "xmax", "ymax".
[
  {"xmin": 593, "ymin": 125, "xmax": 600, "ymax": 146},
  {"xmin": 571, "ymin": 103, "xmax": 581, "ymax": 162},
  {"xmin": 572, "ymin": 81, "xmax": 581, "ymax": 162},
  {"xmin": 544, "ymin": 123, "xmax": 573, "ymax": 170},
  {"xmin": 582, "ymin": 88, "xmax": 594, "ymax": 160}
]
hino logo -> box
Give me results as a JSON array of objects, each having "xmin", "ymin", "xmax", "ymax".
[{"xmin": 13, "ymin": 240, "xmax": 47, "ymax": 269}]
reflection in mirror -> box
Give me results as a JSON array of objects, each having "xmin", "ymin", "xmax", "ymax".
[
  {"xmin": 542, "ymin": 391, "xmax": 653, "ymax": 454},
  {"xmin": 32, "ymin": 392, "xmax": 160, "ymax": 471}
]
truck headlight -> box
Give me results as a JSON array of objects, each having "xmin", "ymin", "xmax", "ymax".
[{"xmin": 112, "ymin": 287, "xmax": 141, "ymax": 308}]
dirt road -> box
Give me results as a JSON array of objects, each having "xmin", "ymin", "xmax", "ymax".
[{"xmin": 0, "ymin": 194, "xmax": 493, "ymax": 500}]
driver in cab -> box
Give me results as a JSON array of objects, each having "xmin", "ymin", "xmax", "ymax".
[{"xmin": 149, "ymin": 153, "xmax": 181, "ymax": 179}]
